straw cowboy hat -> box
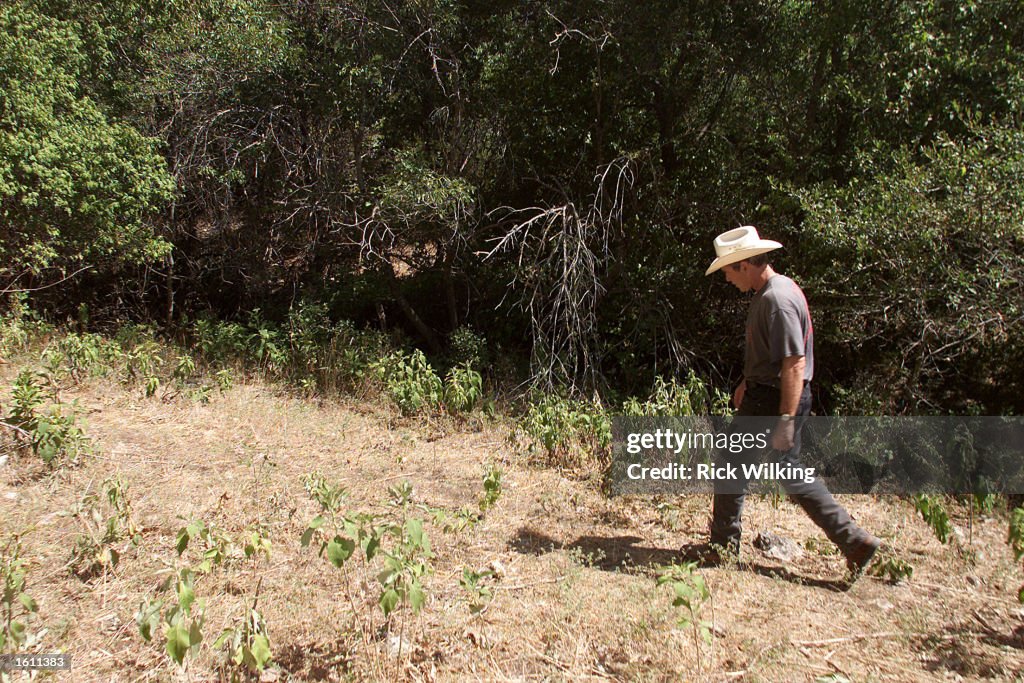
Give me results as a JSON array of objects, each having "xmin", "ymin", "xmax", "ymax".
[{"xmin": 704, "ymin": 225, "xmax": 783, "ymax": 275}]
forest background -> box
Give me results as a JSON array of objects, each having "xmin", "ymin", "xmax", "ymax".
[{"xmin": 2, "ymin": 0, "xmax": 1022, "ymax": 416}]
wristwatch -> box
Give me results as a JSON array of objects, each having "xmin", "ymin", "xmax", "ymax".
[{"xmin": 779, "ymin": 413, "xmax": 794, "ymax": 422}]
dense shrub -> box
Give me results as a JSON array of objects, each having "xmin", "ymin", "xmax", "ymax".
[
  {"xmin": 0, "ymin": 4, "xmax": 172, "ymax": 287},
  {"xmin": 796, "ymin": 119, "xmax": 1024, "ymax": 414}
]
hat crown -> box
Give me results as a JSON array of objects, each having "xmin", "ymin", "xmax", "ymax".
[
  {"xmin": 714, "ymin": 226, "xmax": 762, "ymax": 258},
  {"xmin": 704, "ymin": 225, "xmax": 782, "ymax": 275}
]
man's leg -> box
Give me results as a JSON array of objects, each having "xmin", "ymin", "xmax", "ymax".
[
  {"xmin": 779, "ymin": 454, "xmax": 872, "ymax": 553},
  {"xmin": 709, "ymin": 492, "xmax": 743, "ymax": 555},
  {"xmin": 707, "ymin": 411, "xmax": 767, "ymax": 556},
  {"xmin": 780, "ymin": 388, "xmax": 879, "ymax": 563}
]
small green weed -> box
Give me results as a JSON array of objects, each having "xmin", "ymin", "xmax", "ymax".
[
  {"xmin": 176, "ymin": 519, "xmax": 235, "ymax": 573},
  {"xmin": 124, "ymin": 340, "xmax": 165, "ymax": 390},
  {"xmin": 518, "ymin": 395, "xmax": 611, "ymax": 469},
  {"xmin": 69, "ymin": 477, "xmax": 141, "ymax": 579},
  {"xmin": 444, "ymin": 363, "xmax": 483, "ymax": 413},
  {"xmin": 448, "ymin": 326, "xmax": 486, "ymax": 369},
  {"xmin": 0, "ymin": 295, "xmax": 51, "ymax": 358},
  {"xmin": 173, "ymin": 354, "xmax": 197, "ymax": 382},
  {"xmin": 373, "ymin": 350, "xmax": 443, "ymax": 415},
  {"xmin": 53, "ymin": 332, "xmax": 114, "ymax": 380},
  {"xmin": 249, "ymin": 321, "xmax": 287, "ymax": 374},
  {"xmin": 300, "ymin": 475, "xmax": 434, "ymax": 620},
  {"xmin": 213, "ymin": 597, "xmax": 273, "ymax": 675},
  {"xmin": 6, "ymin": 370, "xmax": 91, "ymax": 466},
  {"xmin": 459, "ymin": 567, "xmax": 494, "ymax": 615},
  {"xmin": 656, "ymin": 561, "xmax": 713, "ymax": 661},
  {"xmin": 622, "ymin": 372, "xmax": 731, "ymax": 416},
  {"xmin": 480, "ymin": 464, "xmax": 502, "ymax": 512},
  {"xmin": 7, "ymin": 370, "xmax": 43, "ymax": 427},
  {"xmin": 377, "ymin": 518, "xmax": 432, "ymax": 617},
  {"xmin": 194, "ymin": 318, "xmax": 249, "ymax": 364},
  {"xmin": 136, "ymin": 568, "xmax": 206, "ymax": 666},
  {"xmin": 869, "ymin": 555, "xmax": 914, "ymax": 584},
  {"xmin": 243, "ymin": 525, "xmax": 273, "ymax": 564},
  {"xmin": 214, "ymin": 368, "xmax": 234, "ymax": 393},
  {"xmin": 1, "ymin": 537, "xmax": 39, "ymax": 655},
  {"xmin": 913, "ymin": 494, "xmax": 952, "ymax": 544}
]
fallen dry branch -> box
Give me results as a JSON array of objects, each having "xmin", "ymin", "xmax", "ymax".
[
  {"xmin": 0, "ymin": 420, "xmax": 31, "ymax": 439},
  {"xmin": 793, "ymin": 631, "xmax": 983, "ymax": 647}
]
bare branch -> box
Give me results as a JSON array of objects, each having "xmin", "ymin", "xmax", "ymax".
[
  {"xmin": 482, "ymin": 157, "xmax": 637, "ymax": 391},
  {"xmin": 1, "ymin": 266, "xmax": 93, "ymax": 297},
  {"xmin": 0, "ymin": 421, "xmax": 31, "ymax": 440}
]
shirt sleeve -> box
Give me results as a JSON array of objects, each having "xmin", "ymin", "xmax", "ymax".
[{"xmin": 769, "ymin": 300, "xmax": 807, "ymax": 361}]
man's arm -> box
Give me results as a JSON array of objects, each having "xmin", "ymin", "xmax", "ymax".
[
  {"xmin": 778, "ymin": 355, "xmax": 805, "ymax": 415},
  {"xmin": 772, "ymin": 355, "xmax": 805, "ymax": 450},
  {"xmin": 733, "ymin": 377, "xmax": 746, "ymax": 410}
]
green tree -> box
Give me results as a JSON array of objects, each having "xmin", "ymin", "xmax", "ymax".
[{"xmin": 0, "ymin": 3, "xmax": 172, "ymax": 293}]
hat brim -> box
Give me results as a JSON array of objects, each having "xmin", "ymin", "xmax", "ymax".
[{"xmin": 704, "ymin": 242, "xmax": 782, "ymax": 275}]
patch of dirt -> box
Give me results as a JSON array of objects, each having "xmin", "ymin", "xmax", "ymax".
[{"xmin": 1, "ymin": 364, "xmax": 1022, "ymax": 681}]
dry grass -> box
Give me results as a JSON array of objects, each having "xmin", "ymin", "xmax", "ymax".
[{"xmin": 1, "ymin": 361, "xmax": 1023, "ymax": 682}]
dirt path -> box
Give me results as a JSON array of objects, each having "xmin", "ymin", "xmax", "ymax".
[{"xmin": 1, "ymin": 370, "xmax": 1022, "ymax": 681}]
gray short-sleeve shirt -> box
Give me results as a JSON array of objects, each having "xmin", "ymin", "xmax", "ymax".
[{"xmin": 743, "ymin": 274, "xmax": 814, "ymax": 386}]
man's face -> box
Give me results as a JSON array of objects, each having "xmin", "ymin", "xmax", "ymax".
[{"xmin": 723, "ymin": 261, "xmax": 751, "ymax": 292}]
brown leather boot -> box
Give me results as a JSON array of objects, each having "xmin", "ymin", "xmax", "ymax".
[{"xmin": 845, "ymin": 534, "xmax": 881, "ymax": 580}]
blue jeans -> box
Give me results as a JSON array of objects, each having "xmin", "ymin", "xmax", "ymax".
[{"xmin": 709, "ymin": 383, "xmax": 869, "ymax": 555}]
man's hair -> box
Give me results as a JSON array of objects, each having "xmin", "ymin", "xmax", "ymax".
[{"xmin": 746, "ymin": 253, "xmax": 771, "ymax": 267}]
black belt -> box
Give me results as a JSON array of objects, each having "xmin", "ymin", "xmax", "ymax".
[{"xmin": 747, "ymin": 380, "xmax": 810, "ymax": 390}]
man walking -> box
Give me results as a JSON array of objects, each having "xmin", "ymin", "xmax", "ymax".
[{"xmin": 702, "ymin": 225, "xmax": 880, "ymax": 579}]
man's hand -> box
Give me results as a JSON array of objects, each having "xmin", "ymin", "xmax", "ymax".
[
  {"xmin": 733, "ymin": 378, "xmax": 746, "ymax": 411},
  {"xmin": 771, "ymin": 418, "xmax": 795, "ymax": 451},
  {"xmin": 773, "ymin": 355, "xmax": 806, "ymax": 451}
]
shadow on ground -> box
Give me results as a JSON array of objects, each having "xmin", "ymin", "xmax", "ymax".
[
  {"xmin": 510, "ymin": 527, "xmax": 848, "ymax": 591},
  {"xmin": 509, "ymin": 527, "xmax": 679, "ymax": 570},
  {"xmin": 275, "ymin": 639, "xmax": 354, "ymax": 680},
  {"xmin": 920, "ymin": 627, "xmax": 1021, "ymax": 679}
]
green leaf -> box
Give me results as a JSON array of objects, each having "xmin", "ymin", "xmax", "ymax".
[
  {"xmin": 379, "ymin": 588, "xmax": 400, "ymax": 616},
  {"xmin": 327, "ymin": 536, "xmax": 355, "ymax": 568},
  {"xmin": 377, "ymin": 567, "xmax": 398, "ymax": 587},
  {"xmin": 38, "ymin": 442, "xmax": 58, "ymax": 463},
  {"xmin": 251, "ymin": 634, "xmax": 272, "ymax": 669},
  {"xmin": 364, "ymin": 533, "xmax": 381, "ymax": 561},
  {"xmin": 300, "ymin": 516, "xmax": 324, "ymax": 547},
  {"xmin": 177, "ymin": 583, "xmax": 195, "ymax": 614},
  {"xmin": 212, "ymin": 628, "xmax": 233, "ymax": 649},
  {"xmin": 136, "ymin": 599, "xmax": 163, "ymax": 641},
  {"xmin": 18, "ymin": 593, "xmax": 38, "ymax": 613},
  {"xmin": 175, "ymin": 527, "xmax": 190, "ymax": 555},
  {"xmin": 189, "ymin": 620, "xmax": 204, "ymax": 647},
  {"xmin": 674, "ymin": 584, "xmax": 695, "ymax": 600},
  {"xmin": 406, "ymin": 518, "xmax": 424, "ymax": 546},
  {"xmin": 408, "ymin": 581, "xmax": 426, "ymax": 612},
  {"xmin": 10, "ymin": 620, "xmax": 26, "ymax": 645},
  {"xmin": 166, "ymin": 623, "xmax": 191, "ymax": 664}
]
